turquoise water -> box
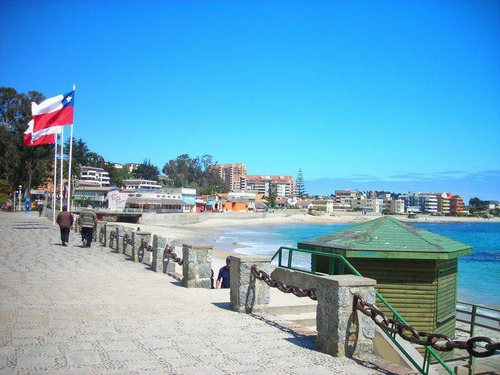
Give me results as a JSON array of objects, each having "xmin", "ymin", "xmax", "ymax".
[{"xmin": 217, "ymin": 221, "xmax": 500, "ymax": 308}]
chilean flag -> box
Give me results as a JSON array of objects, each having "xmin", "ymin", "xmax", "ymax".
[
  {"xmin": 23, "ymin": 120, "xmax": 61, "ymax": 146},
  {"xmin": 32, "ymin": 91, "xmax": 74, "ymax": 132}
]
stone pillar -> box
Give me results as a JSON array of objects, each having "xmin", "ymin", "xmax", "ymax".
[
  {"xmin": 114, "ymin": 225, "xmax": 124, "ymax": 253},
  {"xmin": 152, "ymin": 235, "xmax": 175, "ymax": 273},
  {"xmin": 132, "ymin": 231, "xmax": 151, "ymax": 263},
  {"xmin": 314, "ymin": 275, "xmax": 376, "ymax": 357},
  {"xmin": 96, "ymin": 221, "xmax": 107, "ymax": 244},
  {"xmin": 230, "ymin": 256, "xmax": 271, "ymax": 313},
  {"xmin": 106, "ymin": 224, "xmax": 120, "ymax": 252},
  {"xmin": 122, "ymin": 230, "xmax": 133, "ymax": 256},
  {"xmin": 182, "ymin": 244, "xmax": 213, "ymax": 288},
  {"xmin": 104, "ymin": 223, "xmax": 118, "ymax": 250}
]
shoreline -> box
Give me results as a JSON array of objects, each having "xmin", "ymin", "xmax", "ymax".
[{"xmin": 117, "ymin": 212, "xmax": 499, "ymax": 272}]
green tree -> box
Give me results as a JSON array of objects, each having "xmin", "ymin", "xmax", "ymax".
[
  {"xmin": 0, "ymin": 87, "xmax": 54, "ymax": 197},
  {"xmin": 296, "ymin": 169, "xmax": 307, "ymax": 199},
  {"xmin": 134, "ymin": 159, "xmax": 160, "ymax": 181},
  {"xmin": 469, "ymin": 197, "xmax": 487, "ymax": 212},
  {"xmin": 266, "ymin": 183, "xmax": 278, "ymax": 207},
  {"xmin": 104, "ymin": 164, "xmax": 132, "ymax": 186},
  {"xmin": 162, "ymin": 154, "xmax": 227, "ymax": 193}
]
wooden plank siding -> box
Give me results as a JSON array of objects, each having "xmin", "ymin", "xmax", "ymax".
[{"xmin": 347, "ymin": 258, "xmax": 457, "ymax": 360}]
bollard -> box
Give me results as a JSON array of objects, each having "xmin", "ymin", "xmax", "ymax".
[
  {"xmin": 182, "ymin": 244, "xmax": 213, "ymax": 288},
  {"xmin": 106, "ymin": 224, "xmax": 120, "ymax": 252},
  {"xmin": 122, "ymin": 230, "xmax": 133, "ymax": 256},
  {"xmin": 132, "ymin": 231, "xmax": 151, "ymax": 262},
  {"xmin": 230, "ymin": 256, "xmax": 271, "ymax": 313},
  {"xmin": 270, "ymin": 268, "xmax": 376, "ymax": 357},
  {"xmin": 152, "ymin": 235, "xmax": 175, "ymax": 273},
  {"xmin": 104, "ymin": 223, "xmax": 118, "ymax": 249},
  {"xmin": 96, "ymin": 221, "xmax": 107, "ymax": 244}
]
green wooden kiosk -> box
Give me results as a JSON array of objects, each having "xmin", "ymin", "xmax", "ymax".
[{"xmin": 298, "ymin": 216, "xmax": 472, "ymax": 359}]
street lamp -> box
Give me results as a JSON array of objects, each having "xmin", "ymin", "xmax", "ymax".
[{"xmin": 18, "ymin": 185, "xmax": 22, "ymax": 211}]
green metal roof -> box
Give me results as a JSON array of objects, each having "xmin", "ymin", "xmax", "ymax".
[{"xmin": 298, "ymin": 216, "xmax": 472, "ymax": 260}]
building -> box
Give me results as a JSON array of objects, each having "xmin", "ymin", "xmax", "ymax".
[
  {"xmin": 107, "ymin": 189, "xmax": 188, "ymax": 213},
  {"xmin": 311, "ymin": 199, "xmax": 335, "ymax": 213},
  {"xmin": 334, "ymin": 189, "xmax": 357, "ymax": 210},
  {"xmin": 298, "ymin": 217, "xmax": 472, "ymax": 360},
  {"xmin": 122, "ymin": 179, "xmax": 162, "ymax": 191},
  {"xmin": 449, "ymin": 195, "xmax": 464, "ymax": 215},
  {"xmin": 212, "ymin": 164, "xmax": 247, "ymax": 191},
  {"xmin": 73, "ymin": 186, "xmax": 113, "ymax": 208},
  {"xmin": 437, "ymin": 193, "xmax": 451, "ymax": 215},
  {"xmin": 227, "ymin": 191, "xmax": 256, "ymax": 211},
  {"xmin": 419, "ymin": 193, "xmax": 438, "ymax": 214},
  {"xmin": 237, "ymin": 175, "xmax": 296, "ymax": 197},
  {"xmin": 390, "ymin": 199, "xmax": 405, "ymax": 214},
  {"xmin": 79, "ymin": 166, "xmax": 110, "ymax": 187},
  {"xmin": 351, "ymin": 197, "xmax": 384, "ymax": 213}
]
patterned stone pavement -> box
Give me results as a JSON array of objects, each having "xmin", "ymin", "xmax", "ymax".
[{"xmin": 0, "ymin": 212, "xmax": 408, "ymax": 374}]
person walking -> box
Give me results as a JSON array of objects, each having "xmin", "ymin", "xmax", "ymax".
[
  {"xmin": 79, "ymin": 205, "xmax": 98, "ymax": 247},
  {"xmin": 216, "ymin": 256, "xmax": 231, "ymax": 288},
  {"xmin": 56, "ymin": 206, "xmax": 73, "ymax": 246},
  {"xmin": 37, "ymin": 202, "xmax": 44, "ymax": 217}
]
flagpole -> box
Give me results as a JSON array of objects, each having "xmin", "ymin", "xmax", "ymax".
[
  {"xmin": 52, "ymin": 134, "xmax": 58, "ymax": 225},
  {"xmin": 67, "ymin": 84, "xmax": 75, "ymax": 211},
  {"xmin": 59, "ymin": 127, "xmax": 64, "ymax": 210}
]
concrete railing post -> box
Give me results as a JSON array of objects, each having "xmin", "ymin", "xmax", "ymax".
[
  {"xmin": 122, "ymin": 229, "xmax": 133, "ymax": 256},
  {"xmin": 104, "ymin": 223, "xmax": 117, "ymax": 249},
  {"xmin": 271, "ymin": 268, "xmax": 376, "ymax": 358},
  {"xmin": 132, "ymin": 231, "xmax": 151, "ymax": 263},
  {"xmin": 182, "ymin": 244, "xmax": 213, "ymax": 288},
  {"xmin": 230, "ymin": 256, "xmax": 271, "ymax": 313},
  {"xmin": 96, "ymin": 221, "xmax": 107, "ymax": 244},
  {"xmin": 152, "ymin": 235, "xmax": 175, "ymax": 273},
  {"xmin": 314, "ymin": 274, "xmax": 376, "ymax": 357}
]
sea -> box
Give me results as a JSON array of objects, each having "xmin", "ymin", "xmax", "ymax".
[{"xmin": 216, "ymin": 221, "xmax": 500, "ymax": 309}]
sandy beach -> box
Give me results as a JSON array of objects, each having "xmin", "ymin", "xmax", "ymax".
[{"xmin": 117, "ymin": 212, "xmax": 499, "ymax": 272}]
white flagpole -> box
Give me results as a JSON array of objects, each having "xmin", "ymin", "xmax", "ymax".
[
  {"xmin": 59, "ymin": 127, "xmax": 64, "ymax": 210},
  {"xmin": 67, "ymin": 84, "xmax": 75, "ymax": 211},
  {"xmin": 52, "ymin": 134, "xmax": 58, "ymax": 225}
]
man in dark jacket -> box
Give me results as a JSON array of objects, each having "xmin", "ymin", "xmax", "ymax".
[
  {"xmin": 56, "ymin": 206, "xmax": 74, "ymax": 246},
  {"xmin": 79, "ymin": 205, "xmax": 98, "ymax": 247}
]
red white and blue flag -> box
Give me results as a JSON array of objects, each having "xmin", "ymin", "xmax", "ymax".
[
  {"xmin": 32, "ymin": 91, "xmax": 75, "ymax": 132},
  {"xmin": 23, "ymin": 120, "xmax": 62, "ymax": 146}
]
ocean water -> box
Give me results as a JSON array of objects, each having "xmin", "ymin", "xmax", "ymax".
[{"xmin": 216, "ymin": 221, "xmax": 500, "ymax": 309}]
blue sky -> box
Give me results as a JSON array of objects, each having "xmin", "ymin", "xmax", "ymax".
[{"xmin": 1, "ymin": 1, "xmax": 499, "ymax": 202}]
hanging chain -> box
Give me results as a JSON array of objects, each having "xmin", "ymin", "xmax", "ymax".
[
  {"xmin": 353, "ymin": 293, "xmax": 499, "ymax": 358},
  {"xmin": 250, "ymin": 265, "xmax": 317, "ymax": 300},
  {"xmin": 163, "ymin": 244, "xmax": 183, "ymax": 266}
]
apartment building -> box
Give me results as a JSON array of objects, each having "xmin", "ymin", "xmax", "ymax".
[
  {"xmin": 122, "ymin": 179, "xmax": 162, "ymax": 191},
  {"xmin": 334, "ymin": 189, "xmax": 357, "ymax": 210},
  {"xmin": 419, "ymin": 194, "xmax": 438, "ymax": 214},
  {"xmin": 437, "ymin": 193, "xmax": 451, "ymax": 215},
  {"xmin": 212, "ymin": 163, "xmax": 247, "ymax": 191},
  {"xmin": 237, "ymin": 175, "xmax": 296, "ymax": 197},
  {"xmin": 449, "ymin": 195, "xmax": 464, "ymax": 215},
  {"xmin": 79, "ymin": 166, "xmax": 110, "ymax": 187}
]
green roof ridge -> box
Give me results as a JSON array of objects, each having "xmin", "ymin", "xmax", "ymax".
[{"xmin": 298, "ymin": 216, "xmax": 472, "ymax": 260}]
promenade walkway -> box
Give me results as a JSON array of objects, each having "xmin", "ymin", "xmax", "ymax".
[{"xmin": 0, "ymin": 212, "xmax": 410, "ymax": 374}]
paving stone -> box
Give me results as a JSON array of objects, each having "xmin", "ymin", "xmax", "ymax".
[{"xmin": 0, "ymin": 213, "xmax": 404, "ymax": 375}]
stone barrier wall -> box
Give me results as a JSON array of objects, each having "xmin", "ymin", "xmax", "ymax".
[
  {"xmin": 41, "ymin": 212, "xmax": 377, "ymax": 358},
  {"xmin": 182, "ymin": 244, "xmax": 213, "ymax": 288}
]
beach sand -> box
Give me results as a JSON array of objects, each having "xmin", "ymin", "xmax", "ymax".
[{"xmin": 117, "ymin": 212, "xmax": 499, "ymax": 272}]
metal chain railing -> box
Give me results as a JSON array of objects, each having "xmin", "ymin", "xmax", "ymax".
[
  {"xmin": 122, "ymin": 233, "xmax": 133, "ymax": 252},
  {"xmin": 353, "ymin": 293, "xmax": 500, "ymax": 358},
  {"xmin": 250, "ymin": 265, "xmax": 317, "ymax": 300},
  {"xmin": 163, "ymin": 244, "xmax": 183, "ymax": 266},
  {"xmin": 98, "ymin": 227, "xmax": 104, "ymax": 243},
  {"xmin": 109, "ymin": 230, "xmax": 116, "ymax": 247},
  {"xmin": 138, "ymin": 239, "xmax": 154, "ymax": 263}
]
